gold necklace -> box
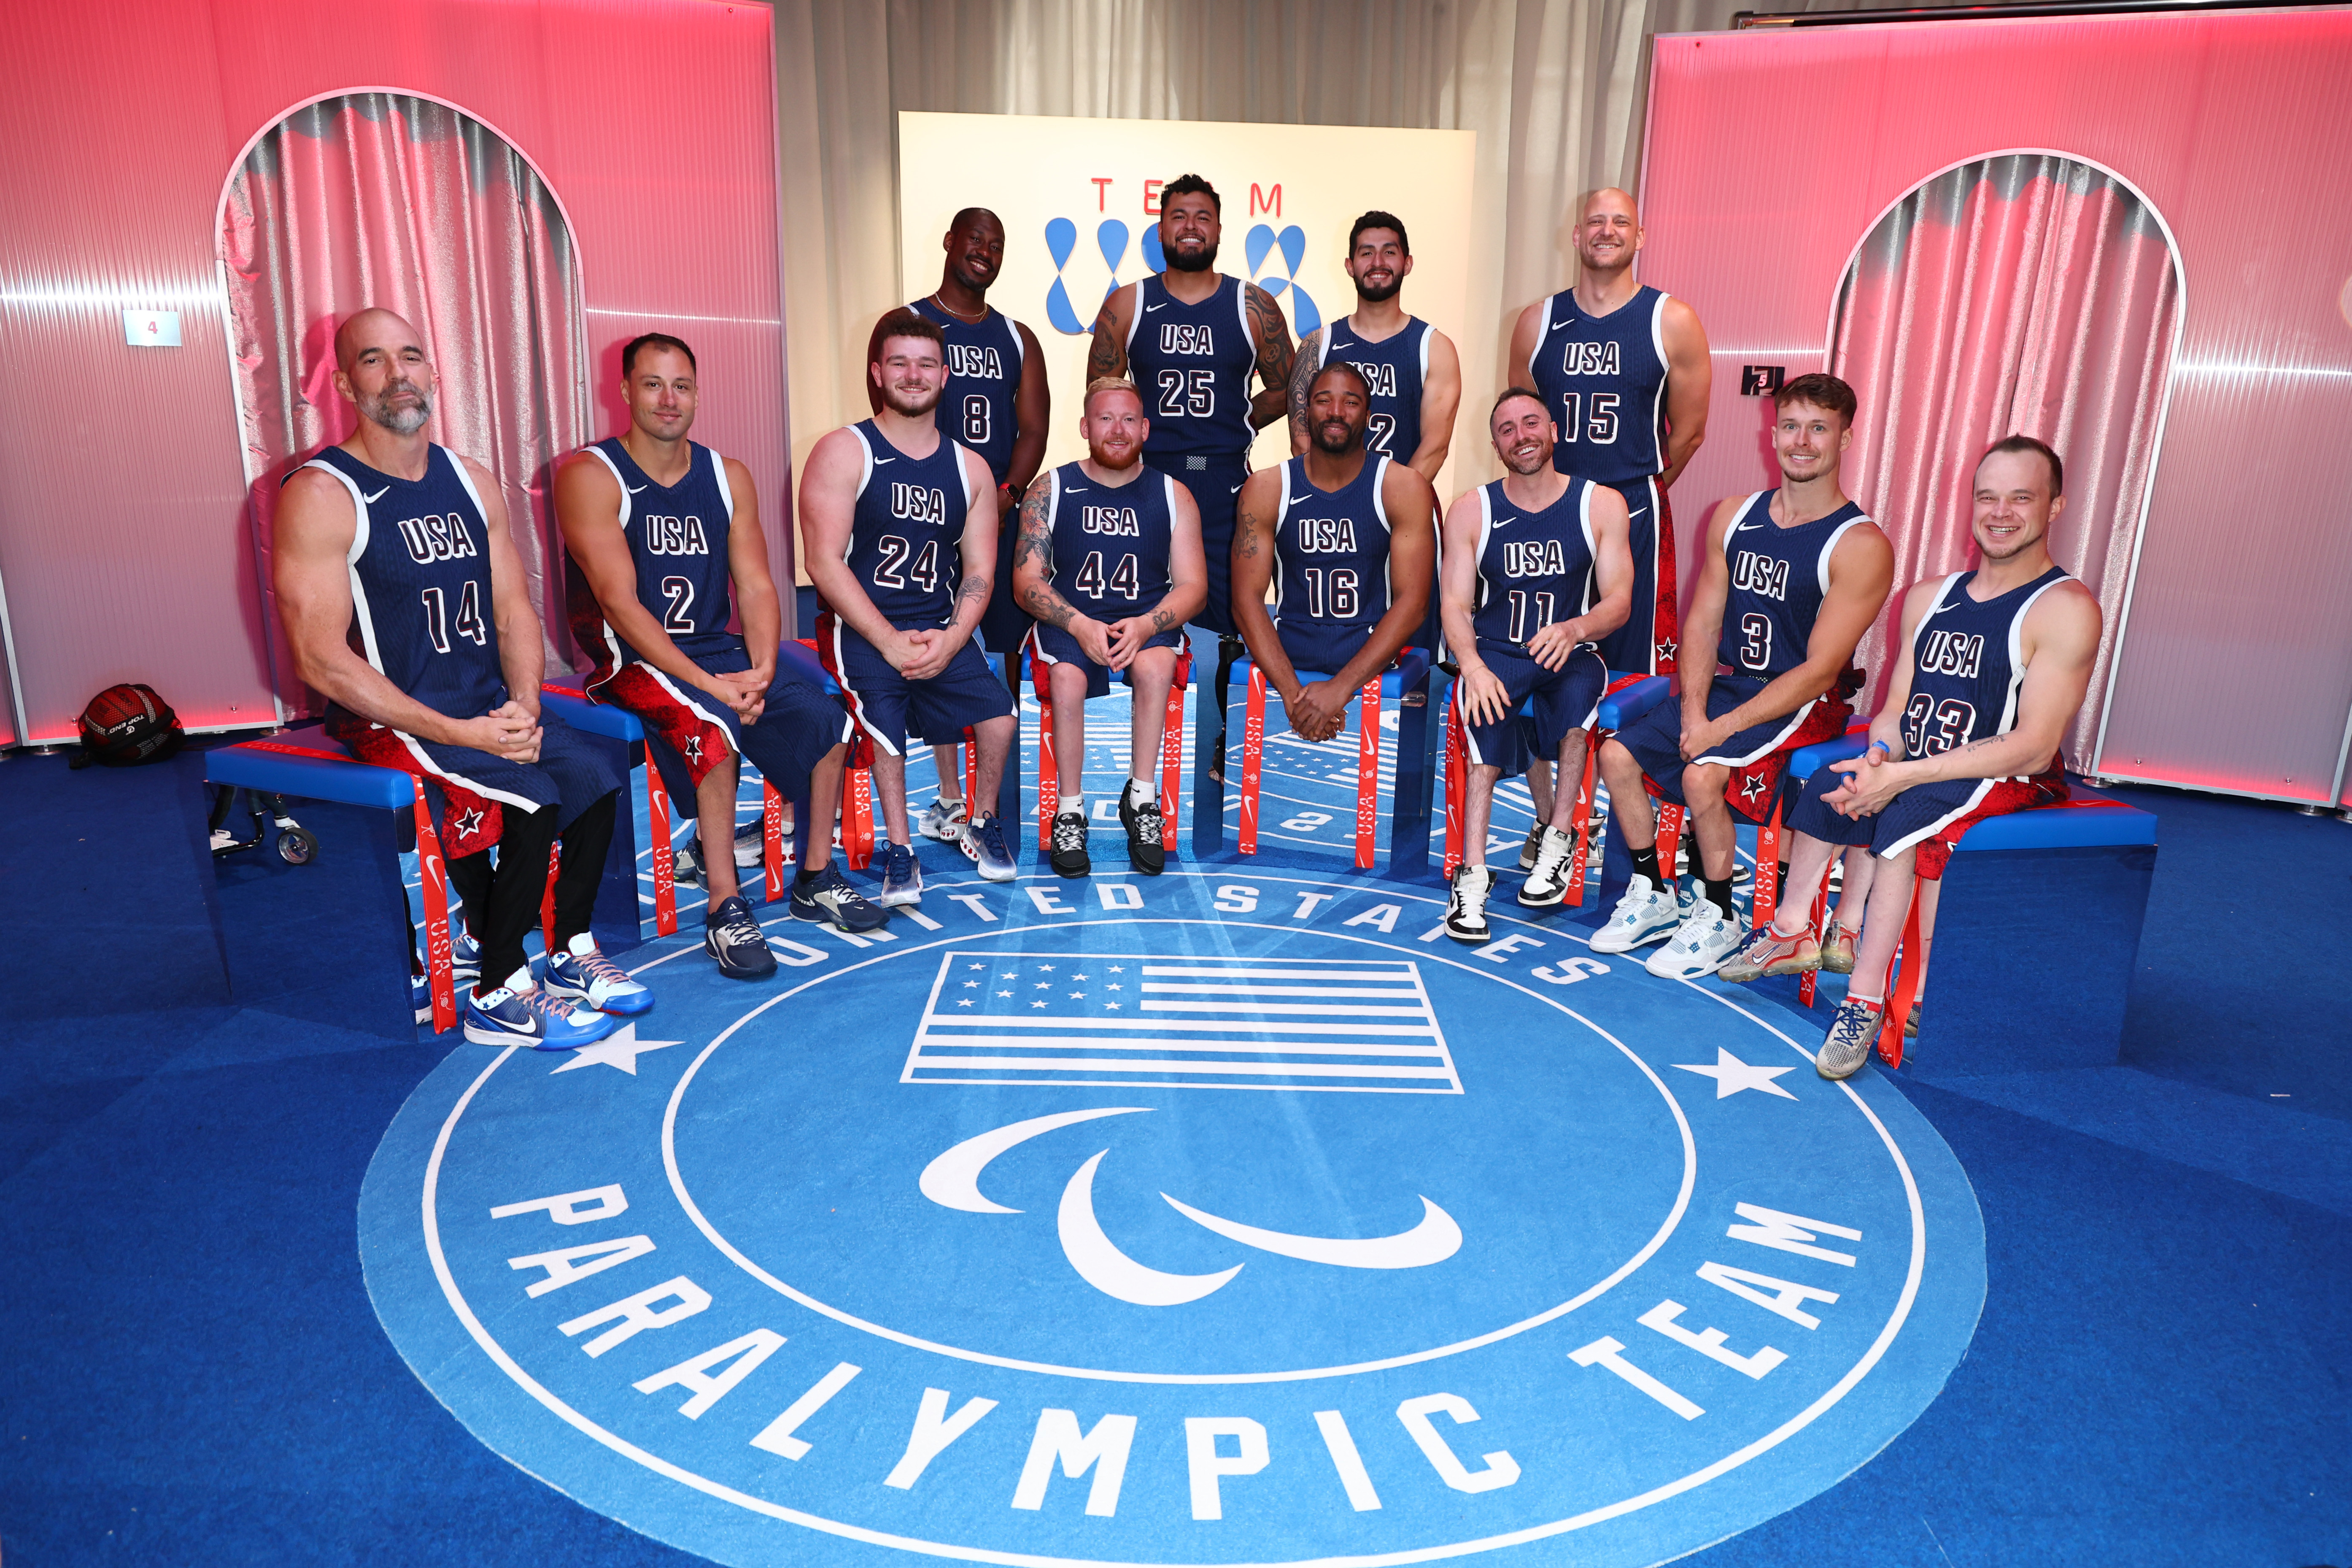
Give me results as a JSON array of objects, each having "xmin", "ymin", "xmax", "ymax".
[{"xmin": 928, "ymin": 292, "xmax": 985, "ymax": 324}]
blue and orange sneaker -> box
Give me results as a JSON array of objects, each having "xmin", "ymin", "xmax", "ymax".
[
  {"xmin": 463, "ymin": 968, "xmax": 620, "ymax": 1050},
  {"xmin": 543, "ymin": 934, "xmax": 654, "ymax": 1016}
]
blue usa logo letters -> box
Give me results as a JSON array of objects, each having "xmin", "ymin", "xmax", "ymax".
[{"xmin": 362, "ymin": 870, "xmax": 1983, "ymax": 1568}]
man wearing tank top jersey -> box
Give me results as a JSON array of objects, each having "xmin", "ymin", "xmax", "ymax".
[
  {"xmin": 1087, "ymin": 174, "xmax": 1297, "ymax": 791},
  {"xmin": 275, "ymin": 308, "xmax": 626, "ymax": 1051},
  {"xmin": 1720, "ymin": 435, "xmax": 2102, "ymax": 1080},
  {"xmin": 1593, "ymin": 373, "xmax": 1894, "ymax": 980},
  {"xmin": 868, "ymin": 207, "xmax": 1050, "ymax": 846},
  {"xmin": 1439, "ymin": 388, "xmax": 1633, "ymax": 941},
  {"xmin": 1287, "ymin": 211, "xmax": 1462, "ymax": 486},
  {"xmin": 803, "ymin": 310, "xmax": 1019, "ymax": 907},
  {"xmin": 1229, "ymin": 361, "xmax": 1437, "ymax": 749},
  {"xmin": 1013, "ymin": 377, "xmax": 1206, "ymax": 878},
  {"xmin": 558, "ymin": 333, "xmax": 885, "ymax": 983}
]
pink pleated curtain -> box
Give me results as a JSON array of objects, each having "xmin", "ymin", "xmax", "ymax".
[
  {"xmin": 1829, "ymin": 153, "xmax": 2180, "ymax": 766},
  {"xmin": 220, "ymin": 93, "xmax": 592, "ymax": 717}
]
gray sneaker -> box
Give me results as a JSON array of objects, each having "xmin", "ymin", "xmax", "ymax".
[
  {"xmin": 918, "ymin": 797, "xmax": 969, "ymax": 843},
  {"xmin": 966, "ymin": 814, "xmax": 1018, "ymax": 882},
  {"xmin": 876, "ymin": 842, "xmax": 924, "ymax": 907},
  {"xmin": 1817, "ymin": 998, "xmax": 1883, "ymax": 1080},
  {"xmin": 1517, "ymin": 825, "xmax": 1578, "ymax": 908}
]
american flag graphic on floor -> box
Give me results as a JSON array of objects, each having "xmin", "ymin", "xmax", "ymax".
[{"xmin": 903, "ymin": 950, "xmax": 1464, "ymax": 1093}]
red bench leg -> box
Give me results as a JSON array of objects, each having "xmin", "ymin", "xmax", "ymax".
[
  {"xmin": 1655, "ymin": 801, "xmax": 1686, "ymax": 893},
  {"xmin": 415, "ymin": 795, "xmax": 458, "ymax": 1031},
  {"xmin": 763, "ymin": 779, "xmax": 787, "ymax": 902},
  {"xmin": 1442, "ymin": 686, "xmax": 1466, "ymax": 880},
  {"xmin": 541, "ymin": 843, "xmax": 559, "ymax": 960},
  {"xmin": 1754, "ymin": 797, "xmax": 1783, "ymax": 930},
  {"xmin": 1877, "ymin": 883, "xmax": 1924, "ymax": 1070},
  {"xmin": 645, "ymin": 758, "xmax": 679, "ymax": 936},
  {"xmin": 845, "ymin": 764, "xmax": 874, "ymax": 871},
  {"xmin": 1798, "ymin": 878, "xmax": 1829, "ymax": 1008},
  {"xmin": 1161, "ymin": 653, "xmax": 1188, "ymax": 838},
  {"xmin": 1355, "ymin": 677, "xmax": 1381, "ymax": 871},
  {"xmin": 1239, "ymin": 667, "xmax": 1266, "ymax": 856},
  {"xmin": 1566, "ymin": 728, "xmax": 1598, "ymax": 907},
  {"xmin": 1033, "ymin": 648, "xmax": 1057, "ymax": 853},
  {"xmin": 963, "ymin": 728, "xmax": 979, "ymax": 813}
]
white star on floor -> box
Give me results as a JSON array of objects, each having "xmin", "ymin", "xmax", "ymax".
[
  {"xmin": 1672, "ymin": 1047, "xmax": 1799, "ymax": 1100},
  {"xmin": 1032, "ymin": 1000, "xmax": 1049, "ymax": 1009},
  {"xmin": 998, "ymin": 990, "xmax": 1013, "ymax": 997},
  {"xmin": 550, "ymin": 1023, "xmax": 685, "ymax": 1076}
]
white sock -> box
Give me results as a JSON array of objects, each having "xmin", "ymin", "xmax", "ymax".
[
  {"xmin": 1127, "ymin": 777, "xmax": 1157, "ymax": 804},
  {"xmin": 1060, "ymin": 795, "xmax": 1086, "ymax": 818}
]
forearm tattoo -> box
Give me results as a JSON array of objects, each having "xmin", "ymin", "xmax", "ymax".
[
  {"xmin": 1287, "ymin": 328, "xmax": 1321, "ymax": 442},
  {"xmin": 1086, "ymin": 297, "xmax": 1123, "ymax": 381}
]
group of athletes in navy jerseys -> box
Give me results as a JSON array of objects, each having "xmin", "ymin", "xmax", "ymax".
[{"xmin": 274, "ymin": 178, "xmax": 2102, "ymax": 1074}]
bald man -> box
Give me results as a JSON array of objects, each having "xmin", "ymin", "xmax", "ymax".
[{"xmin": 275, "ymin": 308, "xmax": 634, "ymax": 1050}]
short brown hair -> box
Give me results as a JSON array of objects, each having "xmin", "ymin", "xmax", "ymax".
[
  {"xmin": 871, "ymin": 308, "xmax": 945, "ymax": 361},
  {"xmin": 1490, "ymin": 386, "xmax": 1548, "ymax": 424},
  {"xmin": 1082, "ymin": 376, "xmax": 1145, "ymax": 416},
  {"xmin": 1775, "ymin": 372, "xmax": 1856, "ymax": 425},
  {"xmin": 1980, "ymin": 433, "xmax": 2064, "ymax": 497}
]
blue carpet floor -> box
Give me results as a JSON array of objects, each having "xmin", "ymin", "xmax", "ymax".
[{"xmin": 1, "ymin": 742, "xmax": 2347, "ymax": 1565}]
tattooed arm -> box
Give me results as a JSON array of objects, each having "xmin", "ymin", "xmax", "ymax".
[
  {"xmin": 1087, "ymin": 283, "xmax": 1135, "ymax": 384},
  {"xmin": 1286, "ymin": 326, "xmax": 1324, "ymax": 455},
  {"xmin": 1011, "ymin": 472, "xmax": 1114, "ymax": 665},
  {"xmin": 1245, "ymin": 281, "xmax": 1297, "ymax": 431}
]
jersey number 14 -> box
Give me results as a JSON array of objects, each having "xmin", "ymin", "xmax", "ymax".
[{"xmin": 420, "ymin": 581, "xmax": 487, "ymax": 653}]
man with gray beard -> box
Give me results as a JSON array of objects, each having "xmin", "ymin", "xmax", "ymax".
[{"xmin": 275, "ymin": 308, "xmax": 635, "ymax": 1050}]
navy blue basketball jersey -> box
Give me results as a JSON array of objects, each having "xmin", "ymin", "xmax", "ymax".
[
  {"xmin": 302, "ymin": 444, "xmax": 505, "ymax": 721},
  {"xmin": 1719, "ymin": 490, "xmax": 1873, "ymax": 679},
  {"xmin": 1272, "ymin": 455, "xmax": 1393, "ymax": 640},
  {"xmin": 837, "ymin": 421, "xmax": 973, "ymax": 625},
  {"xmin": 566, "ymin": 438, "xmax": 738, "ymax": 686},
  {"xmin": 1528, "ymin": 284, "xmax": 1672, "ymax": 486},
  {"xmin": 1903, "ymin": 565, "xmax": 2074, "ymax": 770},
  {"xmin": 1470, "ymin": 476, "xmax": 1599, "ymax": 649},
  {"xmin": 1319, "ymin": 316, "xmax": 1429, "ymax": 461},
  {"xmin": 910, "ymin": 298, "xmax": 1024, "ymax": 485},
  {"xmin": 1044, "ymin": 461, "xmax": 1176, "ymax": 623},
  {"xmin": 1126, "ymin": 273, "xmax": 1257, "ymax": 462}
]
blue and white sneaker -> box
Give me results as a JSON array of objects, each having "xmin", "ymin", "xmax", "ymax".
[
  {"xmin": 1645, "ymin": 896, "xmax": 1745, "ymax": 979},
  {"xmin": 791, "ymin": 862, "xmax": 888, "ymax": 933},
  {"xmin": 1590, "ymin": 874, "xmax": 1680, "ymax": 953},
  {"xmin": 543, "ymin": 934, "xmax": 654, "ymax": 1016},
  {"xmin": 463, "ymin": 968, "xmax": 620, "ymax": 1050},
  {"xmin": 963, "ymin": 814, "xmax": 1017, "ymax": 882},
  {"xmin": 705, "ymin": 894, "xmax": 779, "ymax": 980},
  {"xmin": 877, "ymin": 842, "xmax": 924, "ymax": 907},
  {"xmin": 412, "ymin": 933, "xmax": 484, "ymax": 1022}
]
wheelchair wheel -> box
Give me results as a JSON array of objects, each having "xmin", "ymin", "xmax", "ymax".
[{"xmin": 275, "ymin": 826, "xmax": 318, "ymax": 866}]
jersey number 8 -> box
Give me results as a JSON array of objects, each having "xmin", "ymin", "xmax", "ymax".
[{"xmin": 962, "ymin": 395, "xmax": 990, "ymax": 446}]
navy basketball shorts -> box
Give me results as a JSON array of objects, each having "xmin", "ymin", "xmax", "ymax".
[
  {"xmin": 1027, "ymin": 623, "xmax": 1186, "ymax": 701},
  {"xmin": 1153, "ymin": 455, "xmax": 1251, "ymax": 636},
  {"xmin": 594, "ymin": 642, "xmax": 850, "ymax": 802},
  {"xmin": 819, "ymin": 613, "xmax": 1016, "ymax": 756},
  {"xmin": 1273, "ymin": 619, "xmax": 1378, "ymax": 682},
  {"xmin": 1613, "ymin": 673, "xmax": 1851, "ymax": 824},
  {"xmin": 329, "ymin": 704, "xmax": 621, "ymax": 860},
  {"xmin": 1590, "ymin": 476, "xmax": 1670, "ymax": 677},
  {"xmin": 1462, "ymin": 642, "xmax": 1606, "ymax": 770},
  {"xmin": 1788, "ymin": 764, "xmax": 2067, "ymax": 881}
]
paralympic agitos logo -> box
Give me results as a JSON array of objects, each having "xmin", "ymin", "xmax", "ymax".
[{"xmin": 1042, "ymin": 177, "xmax": 1321, "ymax": 335}]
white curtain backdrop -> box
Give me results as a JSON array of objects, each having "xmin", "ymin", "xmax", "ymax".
[{"xmin": 771, "ymin": 0, "xmax": 1977, "ymax": 487}]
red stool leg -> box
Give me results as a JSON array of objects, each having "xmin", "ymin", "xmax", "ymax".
[
  {"xmin": 1566, "ymin": 728, "xmax": 1598, "ymax": 907},
  {"xmin": 964, "ymin": 728, "xmax": 978, "ymax": 812},
  {"xmin": 1655, "ymin": 801, "xmax": 1686, "ymax": 893},
  {"xmin": 1442, "ymin": 686, "xmax": 1466, "ymax": 879},
  {"xmin": 1161, "ymin": 653, "xmax": 1188, "ymax": 837},
  {"xmin": 1239, "ymin": 667, "xmax": 1266, "ymax": 856},
  {"xmin": 415, "ymin": 796, "xmax": 457, "ymax": 1031},
  {"xmin": 1754, "ymin": 798, "xmax": 1783, "ymax": 931},
  {"xmin": 846, "ymin": 764, "xmax": 874, "ymax": 871},
  {"xmin": 646, "ymin": 758, "xmax": 679, "ymax": 936},
  {"xmin": 1798, "ymin": 879, "xmax": 1829, "ymax": 1008},
  {"xmin": 763, "ymin": 779, "xmax": 786, "ymax": 902},
  {"xmin": 1877, "ymin": 883, "xmax": 1924, "ymax": 1070},
  {"xmin": 1033, "ymin": 649, "xmax": 1057, "ymax": 853},
  {"xmin": 541, "ymin": 843, "xmax": 559, "ymax": 959},
  {"xmin": 1354, "ymin": 677, "xmax": 1382, "ymax": 871}
]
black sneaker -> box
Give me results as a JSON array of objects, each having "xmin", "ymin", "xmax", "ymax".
[
  {"xmin": 1050, "ymin": 810, "xmax": 1090, "ymax": 877},
  {"xmin": 705, "ymin": 894, "xmax": 777, "ymax": 980},
  {"xmin": 1120, "ymin": 788, "xmax": 1166, "ymax": 874},
  {"xmin": 790, "ymin": 862, "xmax": 888, "ymax": 934}
]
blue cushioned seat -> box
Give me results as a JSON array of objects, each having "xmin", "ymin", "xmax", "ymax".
[{"xmin": 205, "ymin": 724, "xmax": 415, "ymax": 811}]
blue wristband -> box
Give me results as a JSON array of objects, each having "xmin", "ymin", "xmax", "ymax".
[{"xmin": 1869, "ymin": 740, "xmax": 1893, "ymax": 759}]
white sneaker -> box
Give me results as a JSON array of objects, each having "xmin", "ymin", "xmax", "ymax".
[
  {"xmin": 918, "ymin": 798, "xmax": 969, "ymax": 843},
  {"xmin": 1517, "ymin": 825, "xmax": 1577, "ymax": 908},
  {"xmin": 1645, "ymin": 898, "xmax": 1745, "ymax": 979},
  {"xmin": 1590, "ymin": 874, "xmax": 1680, "ymax": 953},
  {"xmin": 1445, "ymin": 865, "xmax": 1495, "ymax": 943}
]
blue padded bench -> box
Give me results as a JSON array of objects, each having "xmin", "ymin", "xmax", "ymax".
[
  {"xmin": 1218, "ymin": 648, "xmax": 1437, "ymax": 877},
  {"xmin": 204, "ymin": 718, "xmax": 639, "ymax": 1041}
]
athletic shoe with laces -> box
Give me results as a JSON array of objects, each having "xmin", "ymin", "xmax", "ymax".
[
  {"xmin": 1517, "ymin": 823, "xmax": 1545, "ymax": 872},
  {"xmin": 464, "ymin": 967, "xmax": 619, "ymax": 1050},
  {"xmin": 790, "ymin": 862, "xmax": 887, "ymax": 933},
  {"xmin": 876, "ymin": 842, "xmax": 924, "ymax": 907},
  {"xmin": 412, "ymin": 934, "xmax": 482, "ymax": 1021},
  {"xmin": 1049, "ymin": 810, "xmax": 1090, "ymax": 877},
  {"xmin": 734, "ymin": 818, "xmax": 769, "ymax": 867},
  {"xmin": 1646, "ymin": 897, "xmax": 1745, "ymax": 979},
  {"xmin": 965, "ymin": 815, "xmax": 1017, "ymax": 882},
  {"xmin": 1119, "ymin": 789, "xmax": 1166, "ymax": 874},
  {"xmin": 1590, "ymin": 874, "xmax": 1680, "ymax": 953},
  {"xmin": 1517, "ymin": 825, "xmax": 1578, "ymax": 908},
  {"xmin": 1445, "ymin": 865, "xmax": 1496, "ymax": 943},
  {"xmin": 1906, "ymin": 1001, "xmax": 1920, "ymax": 1040},
  {"xmin": 919, "ymin": 797, "xmax": 970, "ymax": 843},
  {"xmin": 1816, "ymin": 997, "xmax": 1883, "ymax": 1079},
  {"xmin": 1717, "ymin": 921, "xmax": 1821, "ymax": 984},
  {"xmin": 544, "ymin": 933, "xmax": 655, "ymax": 1015},
  {"xmin": 704, "ymin": 894, "xmax": 778, "ymax": 980},
  {"xmin": 1821, "ymin": 921, "xmax": 1857, "ymax": 974}
]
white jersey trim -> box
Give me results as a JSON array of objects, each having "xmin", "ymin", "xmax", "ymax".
[
  {"xmin": 302, "ymin": 456, "xmax": 386, "ymax": 677},
  {"xmin": 1817, "ymin": 511, "xmax": 1873, "ymax": 597},
  {"xmin": 1472, "ymin": 484, "xmax": 1497, "ymax": 615},
  {"xmin": 583, "ymin": 444, "xmax": 631, "ymax": 530},
  {"xmin": 1577, "ymin": 481, "xmax": 1599, "ymax": 616},
  {"xmin": 577, "ymin": 445, "xmax": 634, "ymax": 684},
  {"xmin": 709, "ymin": 445, "xmax": 735, "ymax": 521},
  {"xmin": 1880, "ymin": 776, "xmax": 2001, "ymax": 862}
]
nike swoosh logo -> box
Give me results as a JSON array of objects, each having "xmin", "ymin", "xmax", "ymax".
[
  {"xmin": 1490, "ymin": 515, "xmax": 1519, "ymax": 527},
  {"xmin": 1145, "ymin": 302, "xmax": 1167, "ymax": 313},
  {"xmin": 625, "ymin": 483, "xmax": 646, "ymax": 494},
  {"xmin": 362, "ymin": 487, "xmax": 389, "ymax": 503},
  {"xmin": 873, "ymin": 457, "xmax": 896, "ymax": 466}
]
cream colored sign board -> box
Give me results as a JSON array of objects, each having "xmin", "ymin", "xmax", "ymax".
[{"xmin": 896, "ymin": 112, "xmax": 1477, "ymax": 485}]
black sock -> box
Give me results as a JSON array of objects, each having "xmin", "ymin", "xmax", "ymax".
[
  {"xmin": 1702, "ymin": 875, "xmax": 1734, "ymax": 915},
  {"xmin": 795, "ymin": 861, "xmax": 821, "ymax": 885},
  {"xmin": 1630, "ymin": 845, "xmax": 1663, "ymax": 888}
]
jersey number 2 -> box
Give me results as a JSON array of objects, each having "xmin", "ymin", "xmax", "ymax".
[{"xmin": 420, "ymin": 581, "xmax": 487, "ymax": 653}]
